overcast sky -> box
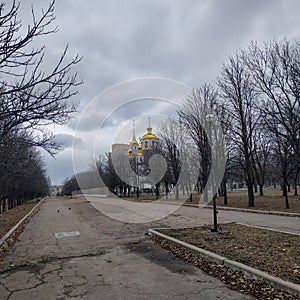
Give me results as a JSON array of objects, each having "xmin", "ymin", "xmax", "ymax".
[{"xmin": 20, "ymin": 0, "xmax": 300, "ymax": 185}]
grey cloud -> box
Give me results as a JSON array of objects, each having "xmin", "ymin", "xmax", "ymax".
[
  {"xmin": 101, "ymin": 99, "xmax": 175, "ymax": 128},
  {"xmin": 44, "ymin": 148, "xmax": 75, "ymax": 184},
  {"xmin": 54, "ymin": 133, "xmax": 82, "ymax": 150},
  {"xmin": 67, "ymin": 112, "xmax": 106, "ymax": 132},
  {"xmin": 19, "ymin": 0, "xmax": 300, "ymax": 184}
]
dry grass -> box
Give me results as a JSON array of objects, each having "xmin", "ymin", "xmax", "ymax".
[
  {"xmin": 159, "ymin": 223, "xmax": 300, "ymax": 285},
  {"xmin": 0, "ymin": 200, "xmax": 39, "ymax": 238},
  {"xmin": 121, "ymin": 194, "xmax": 159, "ymax": 202},
  {"xmin": 152, "ymin": 234, "xmax": 299, "ymax": 299},
  {"xmin": 185, "ymin": 188, "xmax": 300, "ymax": 213}
]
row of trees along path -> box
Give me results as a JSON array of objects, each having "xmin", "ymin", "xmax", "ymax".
[
  {"xmin": 63, "ymin": 39, "xmax": 299, "ymax": 211},
  {"xmin": 0, "ymin": 1, "xmax": 81, "ymax": 212},
  {"xmin": 178, "ymin": 40, "xmax": 300, "ymax": 208}
]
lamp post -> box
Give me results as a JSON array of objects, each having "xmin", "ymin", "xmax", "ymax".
[
  {"xmin": 135, "ymin": 145, "xmax": 143, "ymax": 198},
  {"xmin": 136, "ymin": 157, "xmax": 140, "ymax": 198},
  {"xmin": 206, "ymin": 113, "xmax": 218, "ymax": 233}
]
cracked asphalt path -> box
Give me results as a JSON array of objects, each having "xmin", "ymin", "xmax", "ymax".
[{"xmin": 2, "ymin": 196, "xmax": 293, "ymax": 299}]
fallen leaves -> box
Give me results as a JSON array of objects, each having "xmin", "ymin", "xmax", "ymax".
[{"xmin": 153, "ymin": 223, "xmax": 300, "ymax": 299}]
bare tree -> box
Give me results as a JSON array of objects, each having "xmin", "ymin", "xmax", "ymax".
[
  {"xmin": 270, "ymin": 123, "xmax": 293, "ymax": 208},
  {"xmin": 244, "ymin": 40, "xmax": 300, "ymax": 164},
  {"xmin": 178, "ymin": 84, "xmax": 219, "ymax": 202},
  {"xmin": 158, "ymin": 116, "xmax": 196, "ymax": 200},
  {"xmin": 62, "ymin": 175, "xmax": 79, "ymax": 196},
  {"xmin": 217, "ymin": 54, "xmax": 259, "ymax": 207},
  {"xmin": 244, "ymin": 39, "xmax": 300, "ymax": 207},
  {"xmin": 214, "ymin": 104, "xmax": 237, "ymax": 205},
  {"xmin": 251, "ymin": 128, "xmax": 271, "ymax": 196},
  {"xmin": 0, "ymin": 1, "xmax": 81, "ymax": 208},
  {"xmin": 0, "ymin": 134, "xmax": 50, "ymax": 211},
  {"xmin": 0, "ymin": 1, "xmax": 82, "ymax": 153}
]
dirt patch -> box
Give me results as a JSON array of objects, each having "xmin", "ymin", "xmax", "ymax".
[
  {"xmin": 0, "ymin": 200, "xmax": 39, "ymax": 238},
  {"xmin": 120, "ymin": 194, "xmax": 160, "ymax": 202},
  {"xmin": 128, "ymin": 239, "xmax": 197, "ymax": 275},
  {"xmin": 151, "ymin": 234, "xmax": 299, "ymax": 299},
  {"xmin": 186, "ymin": 188, "xmax": 300, "ymax": 213},
  {"xmin": 158, "ymin": 223, "xmax": 300, "ymax": 285},
  {"xmin": 120, "ymin": 188, "xmax": 300, "ymax": 213}
]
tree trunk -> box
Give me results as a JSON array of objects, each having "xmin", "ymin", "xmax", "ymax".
[
  {"xmin": 254, "ymin": 184, "xmax": 258, "ymax": 193},
  {"xmin": 223, "ymin": 179, "xmax": 228, "ymax": 205},
  {"xmin": 128, "ymin": 185, "xmax": 131, "ymax": 197},
  {"xmin": 155, "ymin": 183, "xmax": 159, "ymax": 200},
  {"xmin": 247, "ymin": 184, "xmax": 255, "ymax": 207},
  {"xmin": 259, "ymin": 184, "xmax": 264, "ymax": 196},
  {"xmin": 294, "ymin": 170, "xmax": 299, "ymax": 196},
  {"xmin": 282, "ymin": 184, "xmax": 285, "ymax": 196},
  {"xmin": 203, "ymin": 188, "xmax": 208, "ymax": 203},
  {"xmin": 175, "ymin": 185, "xmax": 179, "ymax": 200},
  {"xmin": 283, "ymin": 183, "xmax": 289, "ymax": 209},
  {"xmin": 2, "ymin": 198, "xmax": 6, "ymax": 212}
]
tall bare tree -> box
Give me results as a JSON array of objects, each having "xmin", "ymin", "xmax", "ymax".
[
  {"xmin": 0, "ymin": 1, "xmax": 82, "ymax": 153},
  {"xmin": 217, "ymin": 54, "xmax": 259, "ymax": 207},
  {"xmin": 178, "ymin": 84, "xmax": 219, "ymax": 202},
  {"xmin": 158, "ymin": 116, "xmax": 196, "ymax": 199},
  {"xmin": 244, "ymin": 40, "xmax": 300, "ymax": 164},
  {"xmin": 251, "ymin": 127, "xmax": 271, "ymax": 196},
  {"xmin": 244, "ymin": 39, "xmax": 300, "ymax": 207},
  {"xmin": 0, "ymin": 134, "xmax": 50, "ymax": 211},
  {"xmin": 0, "ymin": 1, "xmax": 81, "ymax": 208}
]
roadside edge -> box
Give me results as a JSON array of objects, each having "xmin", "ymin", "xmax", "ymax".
[
  {"xmin": 148, "ymin": 228, "xmax": 300, "ymax": 297},
  {"xmin": 0, "ymin": 198, "xmax": 45, "ymax": 246}
]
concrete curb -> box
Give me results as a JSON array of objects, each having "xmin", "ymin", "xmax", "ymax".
[
  {"xmin": 184, "ymin": 203, "xmax": 300, "ymax": 217},
  {"xmin": 148, "ymin": 228, "xmax": 300, "ymax": 297},
  {"xmin": 0, "ymin": 198, "xmax": 45, "ymax": 246}
]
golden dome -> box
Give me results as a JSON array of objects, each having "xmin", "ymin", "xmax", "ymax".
[
  {"xmin": 128, "ymin": 148, "xmax": 132, "ymax": 153},
  {"xmin": 131, "ymin": 137, "xmax": 138, "ymax": 145},
  {"xmin": 141, "ymin": 133, "xmax": 158, "ymax": 140},
  {"xmin": 137, "ymin": 143, "xmax": 143, "ymax": 156},
  {"xmin": 141, "ymin": 117, "xmax": 158, "ymax": 140}
]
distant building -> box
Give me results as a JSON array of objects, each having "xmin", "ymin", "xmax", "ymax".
[
  {"xmin": 111, "ymin": 117, "xmax": 159, "ymax": 159},
  {"xmin": 50, "ymin": 185, "xmax": 63, "ymax": 196},
  {"xmin": 128, "ymin": 117, "xmax": 159, "ymax": 158},
  {"xmin": 112, "ymin": 143, "xmax": 130, "ymax": 156},
  {"xmin": 110, "ymin": 117, "xmax": 160, "ymax": 196}
]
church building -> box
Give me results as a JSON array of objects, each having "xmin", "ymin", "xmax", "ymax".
[{"xmin": 128, "ymin": 117, "xmax": 159, "ymax": 160}]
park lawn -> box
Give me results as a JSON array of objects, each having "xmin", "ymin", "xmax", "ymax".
[
  {"xmin": 186, "ymin": 188, "xmax": 300, "ymax": 213},
  {"xmin": 121, "ymin": 194, "xmax": 159, "ymax": 202},
  {"xmin": 158, "ymin": 223, "xmax": 300, "ymax": 285},
  {"xmin": 125, "ymin": 188, "xmax": 300, "ymax": 213}
]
